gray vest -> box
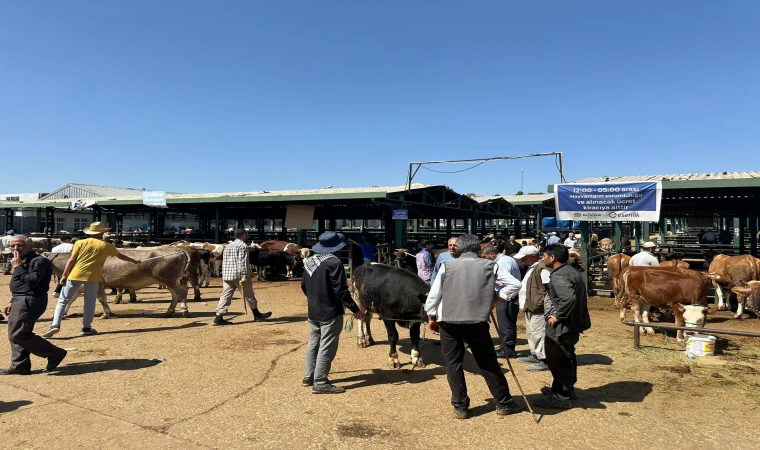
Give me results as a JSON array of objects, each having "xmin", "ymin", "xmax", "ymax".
[{"xmin": 439, "ymin": 252, "xmax": 495, "ymax": 323}]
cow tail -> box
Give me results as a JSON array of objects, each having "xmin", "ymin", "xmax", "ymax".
[{"xmin": 178, "ymin": 251, "xmax": 190, "ymax": 285}]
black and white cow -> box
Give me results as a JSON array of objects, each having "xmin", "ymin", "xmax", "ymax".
[
  {"xmin": 351, "ymin": 263, "xmax": 430, "ymax": 369},
  {"xmin": 248, "ymin": 247, "xmax": 296, "ymax": 281}
]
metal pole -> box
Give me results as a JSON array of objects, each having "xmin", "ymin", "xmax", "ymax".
[
  {"xmin": 558, "ymin": 152, "xmax": 566, "ymax": 183},
  {"xmin": 633, "ymin": 324, "xmax": 640, "ymax": 350}
]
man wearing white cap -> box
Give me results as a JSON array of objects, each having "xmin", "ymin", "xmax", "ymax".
[
  {"xmin": 630, "ymin": 242, "xmax": 659, "ymax": 267},
  {"xmin": 546, "ymin": 232, "xmax": 560, "ymax": 246},
  {"xmin": 514, "ymin": 246, "xmax": 551, "ymax": 371}
]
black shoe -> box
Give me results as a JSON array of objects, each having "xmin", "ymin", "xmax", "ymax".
[
  {"xmin": 312, "ymin": 383, "xmax": 345, "ymax": 394},
  {"xmin": 213, "ymin": 315, "xmax": 232, "ymax": 326},
  {"xmin": 80, "ymin": 328, "xmax": 98, "ymax": 336},
  {"xmin": 540, "ymin": 385, "xmax": 577, "ymax": 399},
  {"xmin": 535, "ymin": 393, "xmax": 572, "ymax": 409},
  {"xmin": 453, "ymin": 407, "xmax": 468, "ymax": 420},
  {"xmin": 44, "ymin": 350, "xmax": 67, "ymax": 373},
  {"xmin": 301, "ymin": 377, "xmax": 313, "ymax": 387},
  {"xmin": 0, "ymin": 313, "xmax": 4, "ymax": 322},
  {"xmin": 505, "ymin": 348, "xmax": 517, "ymax": 359},
  {"xmin": 0, "ymin": 367, "xmax": 31, "ymax": 375},
  {"xmin": 253, "ymin": 311, "xmax": 272, "ymax": 322},
  {"xmin": 496, "ymin": 399, "xmax": 523, "ymax": 416}
]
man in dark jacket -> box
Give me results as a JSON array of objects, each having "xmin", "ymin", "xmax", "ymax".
[
  {"xmin": 301, "ymin": 232, "xmax": 364, "ymax": 394},
  {"xmin": 536, "ymin": 244, "xmax": 591, "ymax": 409},
  {"xmin": 2, "ymin": 236, "xmax": 67, "ymax": 375}
]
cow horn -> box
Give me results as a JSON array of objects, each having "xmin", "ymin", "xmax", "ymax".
[
  {"xmin": 732, "ymin": 286, "xmax": 751, "ymax": 295},
  {"xmin": 748, "ymin": 280, "xmax": 760, "ymax": 287}
]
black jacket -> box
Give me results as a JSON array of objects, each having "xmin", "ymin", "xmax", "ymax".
[
  {"xmin": 546, "ymin": 264, "xmax": 591, "ymax": 336},
  {"xmin": 301, "ymin": 255, "xmax": 359, "ymax": 322},
  {"xmin": 10, "ymin": 251, "xmax": 52, "ymax": 297}
]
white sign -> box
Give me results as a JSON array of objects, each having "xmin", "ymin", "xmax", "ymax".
[
  {"xmin": 554, "ymin": 182, "xmax": 662, "ymax": 222},
  {"xmin": 142, "ymin": 191, "xmax": 167, "ymax": 208}
]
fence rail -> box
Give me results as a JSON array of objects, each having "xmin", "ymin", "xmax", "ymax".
[{"xmin": 622, "ymin": 321, "xmax": 760, "ymax": 349}]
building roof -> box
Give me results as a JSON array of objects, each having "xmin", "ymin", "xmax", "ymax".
[
  {"xmin": 570, "ymin": 171, "xmax": 760, "ymax": 183},
  {"xmin": 474, "ymin": 193, "xmax": 553, "ymax": 205},
  {"xmin": 40, "ymin": 183, "xmax": 182, "ymax": 201}
]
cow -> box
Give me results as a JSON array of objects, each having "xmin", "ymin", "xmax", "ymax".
[
  {"xmin": 255, "ymin": 240, "xmax": 311, "ymax": 278},
  {"xmin": 45, "ymin": 249, "xmax": 191, "ymax": 318},
  {"xmin": 731, "ymin": 281, "xmax": 760, "ymax": 317},
  {"xmin": 707, "ymin": 254, "xmax": 760, "ymax": 318},
  {"xmin": 394, "ymin": 249, "xmax": 418, "ymax": 274},
  {"xmin": 607, "ymin": 253, "xmax": 631, "ymax": 311},
  {"xmin": 30, "ymin": 237, "xmax": 61, "ymax": 252},
  {"xmin": 172, "ymin": 241, "xmax": 225, "ymax": 277},
  {"xmin": 248, "ymin": 247, "xmax": 296, "ymax": 281},
  {"xmin": 351, "ymin": 263, "xmax": 429, "ymax": 369},
  {"xmin": 619, "ymin": 266, "xmax": 709, "ymax": 342}
]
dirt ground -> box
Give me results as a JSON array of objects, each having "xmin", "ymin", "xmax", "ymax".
[{"xmin": 1, "ymin": 275, "xmax": 759, "ymax": 450}]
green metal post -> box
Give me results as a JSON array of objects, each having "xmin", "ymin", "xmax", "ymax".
[
  {"xmin": 749, "ymin": 214, "xmax": 757, "ymax": 257},
  {"xmin": 413, "ymin": 218, "xmax": 419, "ymax": 233},
  {"xmin": 658, "ymin": 217, "xmax": 667, "ymax": 245},
  {"xmin": 613, "ymin": 221, "xmax": 622, "ymax": 252},
  {"xmin": 513, "ymin": 215, "xmax": 522, "ymax": 239},
  {"xmin": 446, "ymin": 218, "xmax": 452, "ymax": 240},
  {"xmin": 580, "ymin": 221, "xmax": 589, "ymax": 293},
  {"xmin": 214, "ymin": 205, "xmax": 220, "ymax": 244},
  {"xmin": 642, "ymin": 222, "xmax": 651, "ymax": 241}
]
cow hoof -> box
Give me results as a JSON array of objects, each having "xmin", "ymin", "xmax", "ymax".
[
  {"xmin": 163, "ymin": 312, "xmax": 174, "ymax": 318},
  {"xmin": 733, "ymin": 315, "xmax": 743, "ymax": 320},
  {"xmin": 718, "ymin": 306, "xmax": 728, "ymax": 311},
  {"xmin": 357, "ymin": 338, "xmax": 369, "ymax": 348},
  {"xmin": 412, "ymin": 358, "xmax": 425, "ymax": 368},
  {"xmin": 388, "ymin": 355, "xmax": 400, "ymax": 369}
]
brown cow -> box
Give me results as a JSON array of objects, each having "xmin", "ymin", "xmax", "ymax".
[
  {"xmin": 620, "ymin": 266, "xmax": 709, "ymax": 342},
  {"xmin": 708, "ymin": 255, "xmax": 760, "ymax": 318},
  {"xmin": 607, "ymin": 253, "xmax": 631, "ymax": 316},
  {"xmin": 45, "ymin": 249, "xmax": 190, "ymax": 318},
  {"xmin": 661, "ymin": 260, "xmax": 690, "ymax": 269},
  {"xmin": 731, "ymin": 281, "xmax": 760, "ymax": 316},
  {"xmin": 254, "ymin": 240, "xmax": 311, "ymax": 278}
]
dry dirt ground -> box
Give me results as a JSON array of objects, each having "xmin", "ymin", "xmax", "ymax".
[{"xmin": 1, "ymin": 275, "xmax": 759, "ymax": 449}]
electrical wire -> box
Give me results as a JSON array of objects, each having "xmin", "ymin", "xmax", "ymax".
[{"xmin": 420, "ymin": 160, "xmax": 489, "ymax": 174}]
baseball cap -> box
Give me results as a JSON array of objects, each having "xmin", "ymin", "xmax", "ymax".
[{"xmin": 514, "ymin": 246, "xmax": 539, "ymax": 259}]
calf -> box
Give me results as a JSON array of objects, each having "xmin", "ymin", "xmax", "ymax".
[
  {"xmin": 351, "ymin": 263, "xmax": 429, "ymax": 369},
  {"xmin": 620, "ymin": 266, "xmax": 709, "ymax": 342},
  {"xmin": 707, "ymin": 255, "xmax": 760, "ymax": 317}
]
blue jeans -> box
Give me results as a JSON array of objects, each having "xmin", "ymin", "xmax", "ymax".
[{"xmin": 51, "ymin": 280, "xmax": 100, "ymax": 329}]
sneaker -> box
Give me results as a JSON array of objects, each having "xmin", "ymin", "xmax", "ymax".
[
  {"xmin": 312, "ymin": 383, "xmax": 345, "ymax": 394},
  {"xmin": 301, "ymin": 377, "xmax": 313, "ymax": 387},
  {"xmin": 517, "ymin": 355, "xmax": 539, "ymax": 364},
  {"xmin": 213, "ymin": 315, "xmax": 232, "ymax": 326},
  {"xmin": 253, "ymin": 311, "xmax": 272, "ymax": 322},
  {"xmin": 80, "ymin": 328, "xmax": 98, "ymax": 336},
  {"xmin": 495, "ymin": 399, "xmax": 523, "ymax": 415},
  {"xmin": 535, "ymin": 393, "xmax": 572, "ymax": 409},
  {"xmin": 42, "ymin": 327, "xmax": 60, "ymax": 338},
  {"xmin": 526, "ymin": 361, "xmax": 550, "ymax": 372},
  {"xmin": 453, "ymin": 407, "xmax": 468, "ymax": 420},
  {"xmin": 44, "ymin": 350, "xmax": 67, "ymax": 373},
  {"xmin": 540, "ymin": 385, "xmax": 577, "ymax": 400}
]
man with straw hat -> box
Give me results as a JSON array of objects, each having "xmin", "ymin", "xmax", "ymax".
[
  {"xmin": 43, "ymin": 222, "xmax": 140, "ymax": 338},
  {"xmin": 301, "ymin": 232, "xmax": 363, "ymax": 394}
]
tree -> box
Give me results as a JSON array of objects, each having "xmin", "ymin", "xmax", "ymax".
[{"xmin": 515, "ymin": 191, "xmax": 524, "ymax": 195}]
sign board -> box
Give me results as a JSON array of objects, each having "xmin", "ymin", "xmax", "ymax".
[
  {"xmin": 392, "ymin": 209, "xmax": 408, "ymax": 220},
  {"xmin": 285, "ymin": 205, "xmax": 315, "ymax": 229},
  {"xmin": 554, "ymin": 182, "xmax": 661, "ymax": 222},
  {"xmin": 142, "ymin": 191, "xmax": 167, "ymax": 208}
]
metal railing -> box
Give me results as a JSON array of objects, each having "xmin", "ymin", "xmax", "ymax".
[{"xmin": 622, "ymin": 321, "xmax": 760, "ymax": 349}]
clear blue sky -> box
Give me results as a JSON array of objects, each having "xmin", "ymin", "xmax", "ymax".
[{"xmin": 2, "ymin": 1, "xmax": 758, "ymax": 196}]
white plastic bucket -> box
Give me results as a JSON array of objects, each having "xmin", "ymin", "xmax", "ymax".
[{"xmin": 686, "ymin": 334, "xmax": 716, "ymax": 357}]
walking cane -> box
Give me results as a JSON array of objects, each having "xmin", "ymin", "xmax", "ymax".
[
  {"xmin": 489, "ymin": 310, "xmax": 539, "ymax": 424},
  {"xmin": 238, "ymin": 278, "xmax": 249, "ymax": 315}
]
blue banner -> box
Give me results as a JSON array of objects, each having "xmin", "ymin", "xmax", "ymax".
[{"xmin": 554, "ymin": 182, "xmax": 661, "ymax": 222}]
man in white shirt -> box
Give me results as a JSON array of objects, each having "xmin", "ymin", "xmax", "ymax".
[
  {"xmin": 481, "ymin": 245, "xmax": 522, "ymax": 358},
  {"xmin": 50, "ymin": 237, "xmax": 75, "ymax": 298},
  {"xmin": 563, "ymin": 232, "xmax": 577, "ymax": 248},
  {"xmin": 629, "ymin": 241, "xmax": 659, "ymax": 267},
  {"xmin": 546, "ymin": 232, "xmax": 560, "ymax": 246}
]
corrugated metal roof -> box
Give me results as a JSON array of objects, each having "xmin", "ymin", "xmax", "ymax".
[
  {"xmin": 570, "ymin": 172, "xmax": 760, "ymax": 183},
  {"xmin": 475, "ymin": 194, "xmax": 553, "ymax": 205},
  {"xmin": 40, "ymin": 183, "xmax": 182, "ymax": 200}
]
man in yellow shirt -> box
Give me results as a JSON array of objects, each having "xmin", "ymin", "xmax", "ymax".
[{"xmin": 43, "ymin": 222, "xmax": 140, "ymax": 337}]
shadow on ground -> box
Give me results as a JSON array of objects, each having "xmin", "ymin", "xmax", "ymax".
[
  {"xmin": 49, "ymin": 358, "xmax": 163, "ymax": 376},
  {"xmin": 0, "ymin": 400, "xmax": 33, "ymax": 413},
  {"xmin": 530, "ymin": 380, "xmax": 654, "ymax": 418}
]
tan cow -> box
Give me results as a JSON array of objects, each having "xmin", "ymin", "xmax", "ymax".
[
  {"xmin": 607, "ymin": 253, "xmax": 631, "ymax": 320},
  {"xmin": 708, "ymin": 255, "xmax": 760, "ymax": 318}
]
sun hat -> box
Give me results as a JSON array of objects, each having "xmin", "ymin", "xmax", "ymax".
[
  {"xmin": 642, "ymin": 241, "xmax": 656, "ymax": 248},
  {"xmin": 514, "ymin": 246, "xmax": 539, "ymax": 259},
  {"xmin": 312, "ymin": 231, "xmax": 346, "ymax": 254},
  {"xmin": 83, "ymin": 221, "xmax": 111, "ymax": 235}
]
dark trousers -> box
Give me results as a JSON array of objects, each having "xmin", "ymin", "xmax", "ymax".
[
  {"xmin": 439, "ymin": 322, "xmax": 512, "ymax": 409},
  {"xmin": 8, "ymin": 295, "xmax": 65, "ymax": 371},
  {"xmin": 544, "ymin": 324, "xmax": 579, "ymax": 398},
  {"xmin": 495, "ymin": 299, "xmax": 519, "ymax": 351}
]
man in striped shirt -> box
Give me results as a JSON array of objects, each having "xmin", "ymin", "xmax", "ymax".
[{"xmin": 214, "ymin": 229, "xmax": 272, "ymax": 325}]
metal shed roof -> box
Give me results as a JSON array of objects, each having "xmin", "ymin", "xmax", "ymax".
[
  {"xmin": 570, "ymin": 172, "xmax": 760, "ymax": 183},
  {"xmin": 39, "ymin": 183, "xmax": 182, "ymax": 201}
]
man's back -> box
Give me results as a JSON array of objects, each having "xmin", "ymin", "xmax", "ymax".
[
  {"xmin": 629, "ymin": 251, "xmax": 659, "ymax": 267},
  {"xmin": 68, "ymin": 238, "xmax": 118, "ymax": 282},
  {"xmin": 548, "ymin": 264, "xmax": 590, "ymax": 334},
  {"xmin": 439, "ymin": 253, "xmax": 495, "ymax": 323}
]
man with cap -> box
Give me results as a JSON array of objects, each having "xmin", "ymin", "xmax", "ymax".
[
  {"xmin": 2, "ymin": 236, "xmax": 67, "ymax": 374},
  {"xmin": 546, "ymin": 232, "xmax": 560, "ymax": 246},
  {"xmin": 214, "ymin": 229, "xmax": 272, "ymax": 325},
  {"xmin": 480, "ymin": 245, "xmax": 521, "ymax": 358},
  {"xmin": 301, "ymin": 232, "xmax": 364, "ymax": 394},
  {"xmin": 514, "ymin": 245, "xmax": 551, "ymax": 371},
  {"xmin": 43, "ymin": 222, "xmax": 141, "ymax": 338},
  {"xmin": 630, "ymin": 241, "xmax": 659, "ymax": 267}
]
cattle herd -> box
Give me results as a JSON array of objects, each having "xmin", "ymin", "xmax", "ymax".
[{"xmin": 26, "ymin": 234, "xmax": 760, "ymax": 365}]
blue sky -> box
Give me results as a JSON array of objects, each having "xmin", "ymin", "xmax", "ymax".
[{"xmin": 2, "ymin": 1, "xmax": 758, "ymax": 196}]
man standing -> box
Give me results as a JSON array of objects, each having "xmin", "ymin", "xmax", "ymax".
[
  {"xmin": 2, "ymin": 229, "xmax": 18, "ymax": 275},
  {"xmin": 50, "ymin": 236, "xmax": 75, "ymax": 299},
  {"xmin": 302, "ymin": 232, "xmax": 364, "ymax": 394},
  {"xmin": 430, "ymin": 237, "xmax": 457, "ymax": 285},
  {"xmin": 2, "ymin": 236, "xmax": 67, "ymax": 374},
  {"xmin": 214, "ymin": 229, "xmax": 272, "ymax": 325},
  {"xmin": 425, "ymin": 234, "xmax": 523, "ymax": 419},
  {"xmin": 348, "ymin": 234, "xmax": 378, "ymax": 263},
  {"xmin": 415, "ymin": 240, "xmax": 434, "ymax": 283},
  {"xmin": 536, "ymin": 245, "xmax": 591, "ymax": 409},
  {"xmin": 563, "ymin": 232, "xmax": 577, "ymax": 248},
  {"xmin": 43, "ymin": 222, "xmax": 141, "ymax": 338},
  {"xmin": 480, "ymin": 245, "xmax": 521, "ymax": 358},
  {"xmin": 546, "ymin": 232, "xmax": 560, "ymax": 246},
  {"xmin": 630, "ymin": 241, "xmax": 659, "ymax": 267},
  {"xmin": 514, "ymin": 246, "xmax": 550, "ymax": 372},
  {"xmin": 503, "ymin": 235, "xmax": 522, "ymax": 256}
]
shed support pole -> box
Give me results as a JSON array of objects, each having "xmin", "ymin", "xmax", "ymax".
[
  {"xmin": 214, "ymin": 206, "xmax": 220, "ymax": 244},
  {"xmin": 395, "ymin": 199, "xmax": 407, "ymax": 248},
  {"xmin": 739, "ymin": 217, "xmax": 746, "ymax": 255},
  {"xmin": 513, "ymin": 215, "xmax": 522, "ymax": 239},
  {"xmin": 750, "ymin": 214, "xmax": 758, "ymax": 257},
  {"xmin": 35, "ymin": 208, "xmax": 42, "ymax": 234},
  {"xmin": 634, "ymin": 222, "xmax": 641, "ymax": 253},
  {"xmin": 580, "ymin": 221, "xmax": 589, "ymax": 293},
  {"xmin": 658, "ymin": 217, "xmax": 667, "ymax": 246},
  {"xmin": 613, "ymin": 221, "xmax": 622, "ymax": 252}
]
